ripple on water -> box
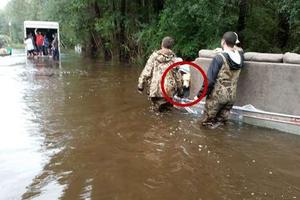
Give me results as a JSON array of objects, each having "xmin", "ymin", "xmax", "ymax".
[{"xmin": 1, "ymin": 53, "xmax": 300, "ymax": 199}]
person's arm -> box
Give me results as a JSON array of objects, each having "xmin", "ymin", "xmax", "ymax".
[
  {"xmin": 197, "ymin": 54, "xmax": 223, "ymax": 97},
  {"xmin": 35, "ymin": 28, "xmax": 37, "ymax": 35},
  {"xmin": 137, "ymin": 52, "xmax": 156, "ymax": 92},
  {"xmin": 174, "ymin": 68, "xmax": 184, "ymax": 97}
]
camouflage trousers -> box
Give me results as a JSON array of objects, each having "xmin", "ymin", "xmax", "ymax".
[
  {"xmin": 201, "ymin": 96, "xmax": 234, "ymax": 124},
  {"xmin": 150, "ymin": 97, "xmax": 173, "ymax": 112}
]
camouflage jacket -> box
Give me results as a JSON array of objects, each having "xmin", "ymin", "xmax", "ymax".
[{"xmin": 138, "ymin": 49, "xmax": 183, "ymax": 98}]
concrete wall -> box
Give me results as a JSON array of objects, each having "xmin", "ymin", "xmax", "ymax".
[{"xmin": 192, "ymin": 57, "xmax": 300, "ymax": 116}]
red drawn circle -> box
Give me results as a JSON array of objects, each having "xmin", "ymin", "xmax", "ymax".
[{"xmin": 160, "ymin": 61, "xmax": 208, "ymax": 107}]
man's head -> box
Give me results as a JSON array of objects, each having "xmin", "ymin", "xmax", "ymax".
[
  {"xmin": 38, "ymin": 31, "xmax": 41, "ymax": 35},
  {"xmin": 161, "ymin": 36, "xmax": 174, "ymax": 49},
  {"xmin": 221, "ymin": 31, "xmax": 237, "ymax": 49}
]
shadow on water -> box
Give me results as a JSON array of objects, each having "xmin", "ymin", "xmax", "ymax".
[{"xmin": 0, "ymin": 51, "xmax": 300, "ymax": 199}]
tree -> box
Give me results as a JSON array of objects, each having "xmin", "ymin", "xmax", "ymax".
[{"xmin": 2, "ymin": 0, "xmax": 299, "ymax": 61}]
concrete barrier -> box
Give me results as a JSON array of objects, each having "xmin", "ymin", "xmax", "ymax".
[
  {"xmin": 192, "ymin": 50, "xmax": 300, "ymax": 116},
  {"xmin": 283, "ymin": 52, "xmax": 300, "ymax": 64}
]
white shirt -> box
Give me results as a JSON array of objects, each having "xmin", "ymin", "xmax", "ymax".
[
  {"xmin": 224, "ymin": 49, "xmax": 242, "ymax": 65},
  {"xmin": 25, "ymin": 38, "xmax": 34, "ymax": 51}
]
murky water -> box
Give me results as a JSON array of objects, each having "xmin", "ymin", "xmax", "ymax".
[{"xmin": 0, "ymin": 52, "xmax": 300, "ymax": 200}]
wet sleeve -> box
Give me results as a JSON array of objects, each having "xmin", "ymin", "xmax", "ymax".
[
  {"xmin": 198, "ymin": 55, "xmax": 223, "ymax": 97},
  {"xmin": 138, "ymin": 52, "xmax": 156, "ymax": 89}
]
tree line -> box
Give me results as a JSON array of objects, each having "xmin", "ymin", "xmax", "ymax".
[{"xmin": 0, "ymin": 0, "xmax": 299, "ymax": 62}]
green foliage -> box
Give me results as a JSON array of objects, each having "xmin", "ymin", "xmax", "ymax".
[
  {"xmin": 284, "ymin": 0, "xmax": 300, "ymax": 52},
  {"xmin": 138, "ymin": 0, "xmax": 240, "ymax": 60},
  {"xmin": 0, "ymin": 35, "xmax": 10, "ymax": 48},
  {"xmin": 242, "ymin": 1, "xmax": 280, "ymax": 52},
  {"xmin": 0, "ymin": 12, "xmax": 9, "ymax": 35},
  {"xmin": 1, "ymin": 0, "xmax": 300, "ymax": 61}
]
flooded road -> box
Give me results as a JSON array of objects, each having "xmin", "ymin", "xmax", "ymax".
[{"xmin": 0, "ymin": 52, "xmax": 300, "ymax": 200}]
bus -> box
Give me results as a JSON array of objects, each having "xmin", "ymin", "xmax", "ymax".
[{"xmin": 24, "ymin": 21, "xmax": 60, "ymax": 58}]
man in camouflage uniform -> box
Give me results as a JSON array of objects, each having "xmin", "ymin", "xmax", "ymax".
[
  {"xmin": 198, "ymin": 32, "xmax": 244, "ymax": 128},
  {"xmin": 138, "ymin": 36, "xmax": 183, "ymax": 112}
]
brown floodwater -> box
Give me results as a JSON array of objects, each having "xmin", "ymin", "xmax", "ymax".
[{"xmin": 0, "ymin": 51, "xmax": 300, "ymax": 200}]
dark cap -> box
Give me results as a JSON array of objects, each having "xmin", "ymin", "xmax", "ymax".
[
  {"xmin": 222, "ymin": 32, "xmax": 237, "ymax": 47},
  {"xmin": 162, "ymin": 36, "xmax": 175, "ymax": 49}
]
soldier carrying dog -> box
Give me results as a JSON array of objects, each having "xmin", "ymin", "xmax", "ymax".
[{"xmin": 137, "ymin": 36, "xmax": 183, "ymax": 112}]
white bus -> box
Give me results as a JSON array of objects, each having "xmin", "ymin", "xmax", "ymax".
[{"xmin": 24, "ymin": 21, "xmax": 60, "ymax": 58}]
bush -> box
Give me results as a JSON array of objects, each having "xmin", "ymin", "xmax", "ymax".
[{"xmin": 0, "ymin": 35, "xmax": 10, "ymax": 48}]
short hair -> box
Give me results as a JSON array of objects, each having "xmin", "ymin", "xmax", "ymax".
[
  {"xmin": 162, "ymin": 36, "xmax": 174, "ymax": 49},
  {"xmin": 222, "ymin": 32, "xmax": 237, "ymax": 47}
]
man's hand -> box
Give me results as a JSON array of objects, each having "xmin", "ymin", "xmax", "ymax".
[
  {"xmin": 214, "ymin": 48, "xmax": 223, "ymax": 53},
  {"xmin": 137, "ymin": 86, "xmax": 143, "ymax": 94},
  {"xmin": 197, "ymin": 87, "xmax": 205, "ymax": 98}
]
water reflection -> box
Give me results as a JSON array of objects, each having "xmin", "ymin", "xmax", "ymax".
[{"xmin": 0, "ymin": 56, "xmax": 43, "ymax": 199}]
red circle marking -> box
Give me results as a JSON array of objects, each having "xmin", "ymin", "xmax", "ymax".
[{"xmin": 160, "ymin": 61, "xmax": 208, "ymax": 107}]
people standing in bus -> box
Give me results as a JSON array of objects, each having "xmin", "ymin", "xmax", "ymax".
[
  {"xmin": 43, "ymin": 36, "xmax": 49, "ymax": 56},
  {"xmin": 35, "ymin": 29, "xmax": 44, "ymax": 56},
  {"xmin": 51, "ymin": 33, "xmax": 59, "ymax": 60},
  {"xmin": 24, "ymin": 34, "xmax": 35, "ymax": 58}
]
